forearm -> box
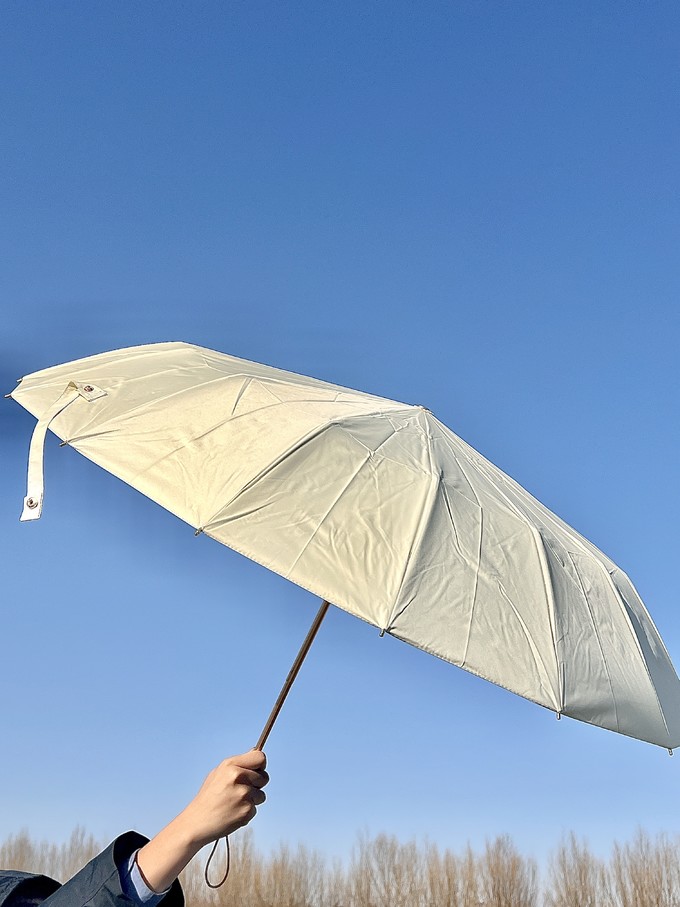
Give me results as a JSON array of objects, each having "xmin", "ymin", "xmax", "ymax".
[
  {"xmin": 135, "ymin": 750, "xmax": 268, "ymax": 894},
  {"xmin": 135, "ymin": 811, "xmax": 202, "ymax": 893}
]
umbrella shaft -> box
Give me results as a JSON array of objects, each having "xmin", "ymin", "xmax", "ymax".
[{"xmin": 255, "ymin": 600, "xmax": 330, "ymax": 751}]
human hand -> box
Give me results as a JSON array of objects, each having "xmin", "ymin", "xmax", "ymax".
[
  {"xmin": 180, "ymin": 750, "xmax": 269, "ymax": 848},
  {"xmin": 136, "ymin": 750, "xmax": 269, "ymax": 893}
]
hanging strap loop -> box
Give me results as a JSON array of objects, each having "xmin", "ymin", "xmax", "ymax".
[
  {"xmin": 20, "ymin": 381, "xmax": 107, "ymax": 522},
  {"xmin": 204, "ymin": 835, "xmax": 231, "ymax": 888}
]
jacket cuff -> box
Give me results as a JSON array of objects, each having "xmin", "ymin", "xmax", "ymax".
[{"xmin": 43, "ymin": 831, "xmax": 184, "ymax": 907}]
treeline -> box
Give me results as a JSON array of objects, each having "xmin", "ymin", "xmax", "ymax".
[{"xmin": 2, "ymin": 827, "xmax": 680, "ymax": 906}]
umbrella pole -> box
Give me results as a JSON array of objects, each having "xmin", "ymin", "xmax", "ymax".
[
  {"xmin": 205, "ymin": 600, "xmax": 331, "ymax": 889},
  {"xmin": 255, "ymin": 599, "xmax": 331, "ymax": 751}
]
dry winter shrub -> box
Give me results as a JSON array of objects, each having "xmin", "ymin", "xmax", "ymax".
[
  {"xmin": 546, "ymin": 833, "xmax": 609, "ymax": 907},
  {"xmin": 6, "ymin": 825, "xmax": 680, "ymax": 907},
  {"xmin": 180, "ymin": 831, "xmax": 259, "ymax": 907},
  {"xmin": 346, "ymin": 832, "xmax": 424, "ymax": 907},
  {"xmin": 423, "ymin": 841, "xmax": 480, "ymax": 907},
  {"xmin": 253, "ymin": 841, "xmax": 328, "ymax": 907},
  {"xmin": 182, "ymin": 832, "xmax": 334, "ymax": 907},
  {"xmin": 477, "ymin": 835, "xmax": 538, "ymax": 907},
  {"xmin": 0, "ymin": 826, "xmax": 101, "ymax": 883},
  {"xmin": 609, "ymin": 829, "xmax": 680, "ymax": 907}
]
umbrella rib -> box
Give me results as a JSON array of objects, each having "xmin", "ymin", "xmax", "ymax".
[
  {"xmin": 202, "ymin": 407, "xmax": 417, "ymax": 531},
  {"xmin": 450, "ymin": 438, "xmax": 563, "ymax": 707},
  {"xmin": 385, "ymin": 472, "xmax": 441, "ymax": 631},
  {"xmin": 201, "ymin": 421, "xmax": 336, "ymax": 529},
  {"xmin": 598, "ymin": 565, "xmax": 671, "ymax": 741},
  {"xmin": 526, "ymin": 523, "xmax": 563, "ymax": 712},
  {"xmin": 567, "ymin": 552, "xmax": 621, "ymax": 732},
  {"xmin": 229, "ymin": 376, "xmax": 253, "ymax": 415},
  {"xmin": 285, "ymin": 451, "xmax": 373, "ymax": 577},
  {"xmin": 384, "ymin": 411, "xmax": 441, "ymax": 630},
  {"xmin": 444, "ymin": 453, "xmax": 484, "ymax": 668},
  {"xmin": 95, "ymin": 401, "xmax": 291, "ymax": 487},
  {"xmin": 454, "ymin": 423, "xmax": 675, "ymax": 738},
  {"xmin": 496, "ymin": 582, "xmax": 561, "ymax": 703},
  {"xmin": 461, "ymin": 509, "xmax": 484, "ymax": 670}
]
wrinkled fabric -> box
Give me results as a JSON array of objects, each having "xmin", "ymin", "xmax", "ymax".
[
  {"xmin": 0, "ymin": 833, "xmax": 182, "ymax": 907},
  {"xmin": 0, "ymin": 872, "xmax": 60, "ymax": 906},
  {"xmin": 13, "ymin": 341, "xmax": 680, "ymax": 748}
]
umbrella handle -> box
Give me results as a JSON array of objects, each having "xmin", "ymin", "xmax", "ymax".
[
  {"xmin": 255, "ymin": 599, "xmax": 331, "ymax": 751},
  {"xmin": 204, "ymin": 600, "xmax": 331, "ymax": 889}
]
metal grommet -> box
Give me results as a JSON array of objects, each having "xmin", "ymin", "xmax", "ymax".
[
  {"xmin": 26, "ymin": 497, "xmax": 38, "ymax": 509},
  {"xmin": 83, "ymin": 385, "xmax": 94, "ymax": 393}
]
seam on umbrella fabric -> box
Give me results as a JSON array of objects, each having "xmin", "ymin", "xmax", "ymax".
[
  {"xmin": 338, "ymin": 415, "xmax": 400, "ymax": 460},
  {"xmin": 17, "ymin": 341, "xmax": 181, "ymax": 385},
  {"xmin": 453, "ymin": 453, "xmax": 565, "ymax": 710},
  {"xmin": 202, "ymin": 407, "xmax": 422, "ymax": 530},
  {"xmin": 202, "ymin": 421, "xmax": 336, "ymax": 529},
  {"xmin": 598, "ymin": 562, "xmax": 671, "ymax": 742},
  {"xmin": 440, "ymin": 481, "xmax": 465, "ymax": 557},
  {"xmin": 68, "ymin": 371, "xmax": 244, "ymax": 426},
  {"xmin": 284, "ymin": 451, "xmax": 373, "ymax": 578},
  {"xmin": 201, "ymin": 524, "xmax": 380, "ymax": 632},
  {"xmin": 611, "ymin": 568, "xmax": 677, "ymax": 672},
  {"xmin": 434, "ymin": 414, "xmax": 611, "ymax": 569},
  {"xmin": 77, "ymin": 364, "xmax": 387, "ymax": 428},
  {"xmin": 385, "ymin": 473, "xmax": 441, "ymax": 631},
  {"xmin": 567, "ymin": 552, "xmax": 620, "ymax": 733},
  {"xmin": 385, "ymin": 410, "xmax": 440, "ymax": 629},
  {"xmin": 446, "ymin": 449, "xmax": 484, "ymax": 668},
  {"xmin": 121, "ymin": 403, "xmax": 290, "ymax": 483},
  {"xmin": 229, "ymin": 375, "xmax": 254, "ymax": 415},
  {"xmin": 449, "ymin": 437, "xmax": 570, "ymax": 708},
  {"xmin": 60, "ymin": 428, "xmax": 117, "ymax": 446},
  {"xmin": 387, "ymin": 626, "xmax": 562, "ymax": 716},
  {"xmin": 447, "ymin": 448, "xmax": 482, "ymax": 508},
  {"xmin": 461, "ymin": 503, "xmax": 484, "ymax": 670},
  {"xmin": 527, "ymin": 524, "xmax": 563, "ymax": 711},
  {"xmin": 496, "ymin": 582, "xmax": 559, "ymax": 710},
  {"xmin": 383, "ymin": 476, "xmax": 471, "ymax": 631}
]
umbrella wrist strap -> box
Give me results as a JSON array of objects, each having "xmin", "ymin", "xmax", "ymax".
[
  {"xmin": 204, "ymin": 835, "xmax": 230, "ymax": 888},
  {"xmin": 20, "ymin": 381, "xmax": 107, "ymax": 522}
]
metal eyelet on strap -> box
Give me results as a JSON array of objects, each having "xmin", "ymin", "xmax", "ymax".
[{"xmin": 20, "ymin": 380, "xmax": 107, "ymax": 522}]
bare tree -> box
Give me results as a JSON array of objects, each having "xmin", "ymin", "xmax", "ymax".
[
  {"xmin": 478, "ymin": 835, "xmax": 537, "ymax": 907},
  {"xmin": 6, "ymin": 824, "xmax": 680, "ymax": 907},
  {"xmin": 424, "ymin": 841, "xmax": 481, "ymax": 907},
  {"xmin": 0, "ymin": 826, "xmax": 101, "ymax": 883},
  {"xmin": 610, "ymin": 829, "xmax": 680, "ymax": 907},
  {"xmin": 546, "ymin": 832, "xmax": 609, "ymax": 907},
  {"xmin": 347, "ymin": 832, "xmax": 425, "ymax": 907}
]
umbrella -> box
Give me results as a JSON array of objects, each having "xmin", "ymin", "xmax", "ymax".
[{"xmin": 10, "ymin": 341, "xmax": 680, "ymax": 753}]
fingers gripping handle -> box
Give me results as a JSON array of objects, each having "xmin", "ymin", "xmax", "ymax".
[{"xmin": 20, "ymin": 382, "xmax": 107, "ymax": 522}]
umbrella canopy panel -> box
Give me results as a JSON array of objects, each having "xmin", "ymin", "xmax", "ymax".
[{"xmin": 12, "ymin": 341, "xmax": 680, "ymax": 749}]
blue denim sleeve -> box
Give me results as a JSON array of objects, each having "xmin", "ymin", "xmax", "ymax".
[{"xmin": 119, "ymin": 850, "xmax": 171, "ymax": 906}]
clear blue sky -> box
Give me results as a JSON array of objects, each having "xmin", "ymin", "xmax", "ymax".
[{"xmin": 1, "ymin": 0, "xmax": 679, "ymax": 868}]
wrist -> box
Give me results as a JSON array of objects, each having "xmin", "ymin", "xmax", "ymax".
[
  {"xmin": 167, "ymin": 808, "xmax": 209, "ymax": 854},
  {"xmin": 173, "ymin": 804, "xmax": 220, "ymax": 851},
  {"xmin": 136, "ymin": 813, "xmax": 204, "ymax": 892}
]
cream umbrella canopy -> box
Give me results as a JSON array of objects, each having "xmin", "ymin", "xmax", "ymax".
[{"xmin": 11, "ymin": 341, "xmax": 680, "ymax": 751}]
